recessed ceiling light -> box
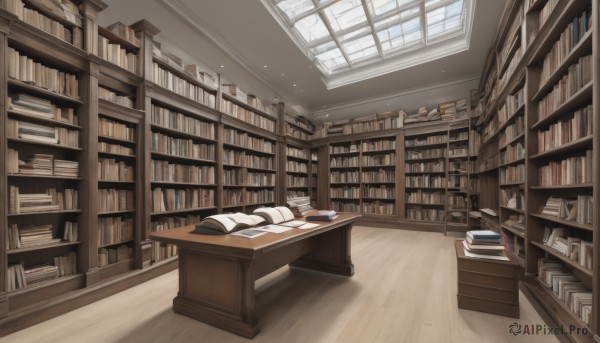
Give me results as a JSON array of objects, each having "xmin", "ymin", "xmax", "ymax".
[
  {"xmin": 325, "ymin": 114, "xmax": 330, "ymax": 117},
  {"xmin": 442, "ymin": 70, "xmax": 445, "ymax": 73},
  {"xmin": 263, "ymin": 65, "xmax": 268, "ymax": 68},
  {"xmin": 293, "ymin": 84, "xmax": 297, "ymax": 87},
  {"xmin": 281, "ymin": 73, "xmax": 286, "ymax": 76},
  {"xmin": 220, "ymin": 65, "xmax": 224, "ymax": 68}
]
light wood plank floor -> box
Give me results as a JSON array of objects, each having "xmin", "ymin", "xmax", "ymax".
[{"xmin": 1, "ymin": 227, "xmax": 559, "ymax": 343}]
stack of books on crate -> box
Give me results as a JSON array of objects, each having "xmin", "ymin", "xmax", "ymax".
[{"xmin": 463, "ymin": 230, "xmax": 509, "ymax": 261}]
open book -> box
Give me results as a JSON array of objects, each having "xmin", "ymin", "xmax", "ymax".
[
  {"xmin": 252, "ymin": 207, "xmax": 294, "ymax": 224},
  {"xmin": 191, "ymin": 207, "xmax": 295, "ymax": 235}
]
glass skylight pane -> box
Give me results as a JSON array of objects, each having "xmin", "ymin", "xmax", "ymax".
[
  {"xmin": 425, "ymin": 0, "xmax": 445, "ymax": 7},
  {"xmin": 426, "ymin": 0, "xmax": 465, "ymax": 40},
  {"xmin": 276, "ymin": 0, "xmax": 315, "ymax": 20},
  {"xmin": 377, "ymin": 17, "xmax": 421, "ymax": 53},
  {"xmin": 323, "ymin": 0, "xmax": 367, "ymax": 32},
  {"xmin": 446, "ymin": 0, "xmax": 464, "ymax": 16},
  {"xmin": 371, "ymin": 0, "xmax": 398, "ymax": 16},
  {"xmin": 314, "ymin": 47, "xmax": 348, "ymax": 71},
  {"xmin": 342, "ymin": 33, "xmax": 379, "ymax": 62},
  {"xmin": 294, "ymin": 14, "xmax": 330, "ymax": 43}
]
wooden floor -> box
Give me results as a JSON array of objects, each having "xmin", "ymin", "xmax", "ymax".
[{"xmin": 1, "ymin": 227, "xmax": 558, "ymax": 343}]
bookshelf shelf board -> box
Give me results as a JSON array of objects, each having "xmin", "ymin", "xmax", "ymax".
[
  {"xmin": 222, "ymin": 142, "xmax": 275, "ymax": 156},
  {"xmin": 361, "ymin": 165, "xmax": 395, "ymax": 169},
  {"xmin": 8, "ymin": 174, "xmax": 82, "ymax": 181},
  {"xmin": 499, "ymin": 181, "xmax": 525, "ymax": 187},
  {"xmin": 286, "ymin": 171, "xmax": 309, "ymax": 175},
  {"xmin": 223, "ymin": 184, "xmax": 244, "ymax": 188},
  {"xmin": 499, "ymin": 133, "xmax": 525, "ymax": 150},
  {"xmin": 525, "ymin": 0, "xmax": 550, "ymax": 14},
  {"xmin": 8, "ymin": 210, "xmax": 81, "ymax": 217},
  {"xmin": 447, "ymin": 188, "xmax": 469, "ymax": 192},
  {"xmin": 362, "ymin": 148, "xmax": 397, "ymax": 154},
  {"xmin": 498, "ymin": 158, "xmax": 526, "ymax": 168},
  {"xmin": 150, "ymin": 207, "xmax": 217, "ymax": 216},
  {"xmin": 221, "ymin": 92, "xmax": 277, "ymax": 120},
  {"xmin": 98, "ymin": 26, "xmax": 140, "ymax": 51},
  {"xmin": 98, "ymin": 151, "xmax": 136, "ymax": 159},
  {"xmin": 98, "ymin": 240, "xmax": 135, "ymax": 249},
  {"xmin": 405, "ymin": 186, "xmax": 445, "ymax": 189},
  {"xmin": 7, "ymin": 110, "xmax": 82, "ymax": 130},
  {"xmin": 404, "ymin": 142, "xmax": 448, "ymax": 149},
  {"xmin": 330, "ymin": 166, "xmax": 360, "ymax": 170},
  {"xmin": 405, "ymin": 171, "xmax": 446, "ymax": 175},
  {"xmin": 329, "ymin": 151, "xmax": 360, "ymax": 157},
  {"xmin": 447, "ymin": 208, "xmax": 468, "ymax": 212},
  {"xmin": 98, "ymin": 180, "xmax": 136, "ymax": 184},
  {"xmin": 500, "ymin": 206, "xmax": 524, "ymax": 214},
  {"xmin": 151, "ymin": 181, "xmax": 217, "ymax": 187},
  {"xmin": 7, "ymin": 138, "xmax": 82, "ymax": 151},
  {"xmin": 246, "ymin": 167, "xmax": 277, "ymax": 173},
  {"xmin": 530, "ymin": 241, "xmax": 593, "ymax": 278},
  {"xmin": 222, "ymin": 204, "xmax": 244, "ymax": 209},
  {"xmin": 284, "ymin": 186, "xmax": 308, "ymax": 190},
  {"xmin": 98, "ymin": 135, "xmax": 136, "ymax": 146},
  {"xmin": 449, "ymin": 138, "xmax": 469, "ymax": 144},
  {"xmin": 525, "ymin": 277, "xmax": 595, "ymax": 342},
  {"xmin": 151, "ymin": 152, "xmax": 216, "ymax": 164},
  {"xmin": 7, "ymin": 79, "xmax": 83, "ymax": 104},
  {"xmin": 6, "ymin": 274, "xmax": 83, "ymax": 296},
  {"xmin": 97, "ymin": 59, "xmax": 142, "ymax": 84},
  {"xmin": 479, "ymin": 165, "xmax": 499, "ymax": 174},
  {"xmin": 406, "ymin": 202, "xmax": 445, "ymax": 207},
  {"xmin": 530, "ymin": 82, "xmax": 593, "ymax": 130},
  {"xmin": 501, "ymin": 224, "xmax": 525, "ymax": 238},
  {"xmin": 497, "ymin": 105, "xmax": 525, "ymax": 133},
  {"xmin": 405, "ymin": 157, "xmax": 446, "ymax": 162},
  {"xmin": 530, "ymin": 136, "xmax": 593, "ymax": 160},
  {"xmin": 529, "ymin": 213, "xmax": 593, "ymax": 232},
  {"xmin": 404, "ymin": 219, "xmax": 446, "ymax": 224},
  {"xmin": 530, "ymin": 183, "xmax": 593, "ymax": 190},
  {"xmin": 7, "ymin": 240, "xmax": 81, "ymax": 254},
  {"xmin": 448, "ymin": 155, "xmax": 469, "ymax": 160},
  {"xmin": 445, "ymin": 222, "xmax": 469, "ymax": 227},
  {"xmin": 286, "ymin": 155, "xmax": 310, "ymax": 162},
  {"xmin": 98, "ymin": 209, "xmax": 135, "ymax": 216},
  {"xmin": 330, "ymin": 197, "xmax": 360, "ymax": 200},
  {"xmin": 152, "ymin": 57, "xmax": 217, "ymax": 94},
  {"xmin": 246, "ymin": 201, "xmax": 275, "ymax": 207},
  {"xmin": 245, "ymin": 185, "xmax": 276, "ymax": 188},
  {"xmin": 285, "ymin": 120, "xmax": 314, "ymax": 134},
  {"xmin": 330, "ymin": 182, "xmax": 361, "ymax": 185},
  {"xmin": 447, "ymin": 172, "xmax": 468, "ymax": 176},
  {"xmin": 362, "ymin": 181, "xmax": 396, "ymax": 185},
  {"xmin": 362, "ymin": 197, "xmax": 395, "ymax": 201},
  {"xmin": 532, "ymin": 30, "xmax": 593, "ymax": 102},
  {"xmin": 499, "ymin": 30, "xmax": 522, "ymax": 76},
  {"xmin": 223, "ymin": 164, "xmax": 245, "ymax": 169},
  {"xmin": 150, "ymin": 124, "xmax": 217, "ymax": 143}
]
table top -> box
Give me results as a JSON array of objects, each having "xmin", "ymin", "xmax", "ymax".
[{"xmin": 150, "ymin": 213, "xmax": 361, "ymax": 257}]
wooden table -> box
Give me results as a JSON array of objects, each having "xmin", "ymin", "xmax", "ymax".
[{"xmin": 150, "ymin": 213, "xmax": 360, "ymax": 338}]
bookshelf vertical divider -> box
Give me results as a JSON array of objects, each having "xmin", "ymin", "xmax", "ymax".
[
  {"xmin": 592, "ymin": 0, "xmax": 600, "ymax": 332},
  {"xmin": 396, "ymin": 131, "xmax": 405, "ymax": 220}
]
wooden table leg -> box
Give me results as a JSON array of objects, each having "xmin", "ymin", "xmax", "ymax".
[
  {"xmin": 172, "ymin": 249, "xmax": 259, "ymax": 338},
  {"xmin": 290, "ymin": 224, "xmax": 354, "ymax": 276}
]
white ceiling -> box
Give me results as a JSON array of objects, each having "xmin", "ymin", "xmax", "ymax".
[{"xmin": 99, "ymin": 0, "xmax": 506, "ymax": 123}]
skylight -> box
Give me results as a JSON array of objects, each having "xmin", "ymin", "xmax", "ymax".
[{"xmin": 262, "ymin": 0, "xmax": 473, "ymax": 88}]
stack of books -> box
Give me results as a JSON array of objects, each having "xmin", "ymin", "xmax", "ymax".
[
  {"xmin": 463, "ymin": 230, "xmax": 508, "ymax": 261},
  {"xmin": 24, "ymin": 264, "xmax": 59, "ymax": 285},
  {"xmin": 18, "ymin": 225, "xmax": 60, "ymax": 247},
  {"xmin": 286, "ymin": 196, "xmax": 313, "ymax": 217},
  {"xmin": 54, "ymin": 159, "xmax": 79, "ymax": 177},
  {"xmin": 18, "ymin": 154, "xmax": 53, "ymax": 175}
]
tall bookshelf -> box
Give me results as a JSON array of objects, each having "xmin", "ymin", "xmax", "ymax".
[
  {"xmin": 284, "ymin": 139, "xmax": 311, "ymax": 200},
  {"xmin": 360, "ymin": 136, "xmax": 397, "ymax": 217},
  {"xmin": 445, "ymin": 122, "xmax": 471, "ymax": 234},
  {"xmin": 329, "ymin": 140, "xmax": 361, "ymax": 213}
]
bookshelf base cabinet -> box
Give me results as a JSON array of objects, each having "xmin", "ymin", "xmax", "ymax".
[
  {"xmin": 455, "ymin": 240, "xmax": 519, "ymax": 318},
  {"xmin": 150, "ymin": 214, "xmax": 359, "ymax": 338}
]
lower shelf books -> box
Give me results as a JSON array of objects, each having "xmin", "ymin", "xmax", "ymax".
[
  {"xmin": 362, "ymin": 201, "xmax": 395, "ymax": 215},
  {"xmin": 541, "ymin": 196, "xmax": 593, "ymax": 225},
  {"xmin": 542, "ymin": 227, "xmax": 593, "ymax": 270},
  {"xmin": 538, "ymin": 258, "xmax": 592, "ymax": 326},
  {"xmin": 151, "ymin": 188, "xmax": 214, "ymax": 212},
  {"xmin": 98, "ymin": 245, "xmax": 133, "ymax": 267},
  {"xmin": 332, "ymin": 201, "xmax": 358, "ymax": 213},
  {"xmin": 406, "ymin": 207, "xmax": 445, "ymax": 221},
  {"xmin": 9, "ymin": 186, "xmax": 78, "ymax": 214},
  {"xmin": 7, "ymin": 252, "xmax": 77, "ymax": 292},
  {"xmin": 98, "ymin": 216, "xmax": 133, "ymax": 246}
]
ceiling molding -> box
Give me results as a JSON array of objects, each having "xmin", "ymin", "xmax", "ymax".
[
  {"xmin": 159, "ymin": 0, "xmax": 303, "ymax": 108},
  {"xmin": 309, "ymin": 73, "xmax": 480, "ymax": 116}
]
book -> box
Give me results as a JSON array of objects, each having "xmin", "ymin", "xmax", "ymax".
[
  {"xmin": 252, "ymin": 207, "xmax": 295, "ymax": 224},
  {"xmin": 306, "ymin": 210, "xmax": 337, "ymax": 221},
  {"xmin": 192, "ymin": 213, "xmax": 266, "ymax": 234}
]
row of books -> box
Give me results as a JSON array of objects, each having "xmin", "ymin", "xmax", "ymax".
[
  {"xmin": 247, "ymin": 172, "xmax": 275, "ymax": 187},
  {"xmin": 9, "ymin": 187, "xmax": 78, "ymax": 214},
  {"xmin": 363, "ymin": 170, "xmax": 395, "ymax": 183},
  {"xmin": 498, "ymin": 10, "xmax": 522, "ymax": 70},
  {"xmin": 499, "ymin": 116, "xmax": 524, "ymax": 147},
  {"xmin": 407, "ymin": 190, "xmax": 444, "ymax": 204},
  {"xmin": 449, "ymin": 130, "xmax": 469, "ymax": 142},
  {"xmin": 447, "ymin": 194, "xmax": 468, "ymax": 209},
  {"xmin": 363, "ymin": 185, "xmax": 395, "ymax": 199},
  {"xmin": 98, "ymin": 189, "xmax": 134, "ymax": 213},
  {"xmin": 501, "ymin": 188, "xmax": 524, "ymax": 210},
  {"xmin": 405, "ymin": 134, "xmax": 446, "ymax": 147},
  {"xmin": 537, "ymin": 258, "xmax": 592, "ymax": 325},
  {"xmin": 538, "ymin": 150, "xmax": 592, "ymax": 186},
  {"xmin": 152, "ymin": 133, "xmax": 215, "ymax": 160},
  {"xmin": 449, "ymin": 160, "xmax": 467, "ymax": 173},
  {"xmin": 247, "ymin": 155, "xmax": 275, "ymax": 170},
  {"xmin": 99, "ymin": 244, "xmax": 133, "ymax": 268},
  {"xmin": 330, "ymin": 156, "xmax": 358, "ymax": 168},
  {"xmin": 286, "ymin": 125, "xmax": 311, "ymax": 140},
  {"xmin": 152, "ymin": 161, "xmax": 214, "ymax": 184},
  {"xmin": 220, "ymin": 99, "xmax": 276, "ymax": 131},
  {"xmin": 105, "ymin": 22, "xmax": 140, "ymax": 46},
  {"xmin": 504, "ymin": 214, "xmax": 526, "ymax": 232},
  {"xmin": 500, "ymin": 141, "xmax": 525, "ymax": 165},
  {"xmin": 7, "ymin": 47, "xmax": 78, "ymax": 97},
  {"xmin": 330, "ymin": 186, "xmax": 359, "ymax": 198},
  {"xmin": 363, "ymin": 154, "xmax": 395, "ymax": 166},
  {"xmin": 537, "ymin": 105, "xmax": 592, "ymax": 153},
  {"xmin": 98, "ymin": 158, "xmax": 134, "ymax": 182},
  {"xmin": 287, "ymin": 190, "xmax": 309, "ymax": 198},
  {"xmin": 406, "ymin": 161, "xmax": 445, "ymax": 173},
  {"xmin": 99, "ymin": 142, "xmax": 133, "ymax": 156},
  {"xmin": 481, "ymin": 118, "xmax": 497, "ymax": 143},
  {"xmin": 98, "ymin": 216, "xmax": 133, "ymax": 246},
  {"xmin": 8, "ymin": 93, "xmax": 77, "ymax": 125},
  {"xmin": 405, "ymin": 148, "xmax": 446, "ymax": 160},
  {"xmin": 448, "ymin": 174, "xmax": 468, "ymax": 188},
  {"xmin": 286, "ymin": 161, "xmax": 308, "ymax": 173},
  {"xmin": 7, "ymin": 222, "xmax": 78, "ymax": 249},
  {"xmin": 7, "ymin": 252, "xmax": 77, "ymax": 292},
  {"xmin": 287, "ymin": 146, "xmax": 308, "ymax": 159},
  {"xmin": 330, "ymin": 143, "xmax": 358, "ymax": 154},
  {"xmin": 151, "ymin": 104, "xmax": 215, "ymax": 139},
  {"xmin": 449, "ymin": 147, "xmax": 468, "ymax": 157},
  {"xmin": 223, "ymin": 129, "xmax": 275, "ymax": 153},
  {"xmin": 8, "ymin": 119, "xmax": 79, "ymax": 148},
  {"xmin": 99, "ymin": 117, "xmax": 135, "ymax": 142},
  {"xmin": 153, "ymin": 43, "xmax": 213, "ymax": 85},
  {"xmin": 497, "ymin": 46, "xmax": 523, "ymax": 91},
  {"xmin": 324, "ymin": 112, "xmax": 399, "ymax": 136},
  {"xmin": 362, "ymin": 201, "xmax": 395, "ymax": 215},
  {"xmin": 499, "ymin": 164, "xmax": 525, "ymax": 184},
  {"xmin": 330, "ymin": 171, "xmax": 359, "ymax": 183},
  {"xmin": 539, "ymin": 7, "xmax": 592, "ymax": 88},
  {"xmin": 286, "ymin": 175, "xmax": 307, "ymax": 187},
  {"xmin": 541, "ymin": 196, "xmax": 593, "ymax": 225},
  {"xmin": 223, "ymin": 189, "xmax": 242, "ymax": 206},
  {"xmin": 7, "ymin": 151, "xmax": 78, "ymax": 177},
  {"xmin": 223, "ymin": 168, "xmax": 243, "ymax": 186},
  {"xmin": 535, "ymin": 0, "xmax": 560, "ymax": 35},
  {"xmin": 406, "ymin": 175, "xmax": 445, "ymax": 188},
  {"xmin": 151, "ymin": 241, "xmax": 177, "ymax": 263},
  {"xmin": 223, "ymin": 149, "xmax": 244, "ymax": 166},
  {"xmin": 331, "ymin": 201, "xmax": 359, "ymax": 213},
  {"xmin": 5, "ymin": 0, "xmax": 83, "ymax": 48},
  {"xmin": 498, "ymin": 88, "xmax": 524, "ymax": 126},
  {"xmin": 152, "ymin": 63, "xmax": 217, "ymax": 108},
  {"xmin": 538, "ymin": 55, "xmax": 592, "ymax": 121},
  {"xmin": 362, "ymin": 139, "xmax": 395, "ymax": 151},
  {"xmin": 98, "ymin": 36, "xmax": 137, "ymax": 74},
  {"xmin": 245, "ymin": 189, "xmax": 274, "ymax": 204},
  {"xmin": 99, "ymin": 87, "xmax": 134, "ymax": 109},
  {"xmin": 151, "ymin": 215, "xmax": 202, "ymax": 232},
  {"xmin": 406, "ymin": 208, "xmax": 445, "ymax": 221},
  {"xmin": 542, "ymin": 227, "xmax": 592, "ymax": 269},
  {"xmin": 151, "ymin": 188, "xmax": 214, "ymax": 212}
]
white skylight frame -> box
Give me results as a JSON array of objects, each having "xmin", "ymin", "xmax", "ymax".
[{"xmin": 261, "ymin": 0, "xmax": 474, "ymax": 89}]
